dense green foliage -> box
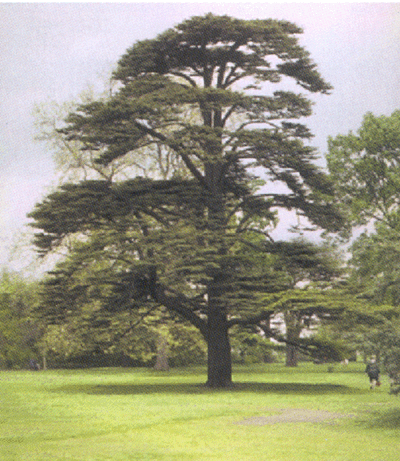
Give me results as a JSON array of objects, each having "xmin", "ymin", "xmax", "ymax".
[
  {"xmin": 327, "ymin": 110, "xmax": 400, "ymax": 375},
  {"xmin": 327, "ymin": 110, "xmax": 400, "ymax": 228},
  {"xmin": 0, "ymin": 272, "xmax": 41, "ymax": 368},
  {"xmin": 29, "ymin": 14, "xmax": 345, "ymax": 386}
]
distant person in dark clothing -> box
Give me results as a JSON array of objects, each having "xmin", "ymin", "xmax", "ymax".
[{"xmin": 365, "ymin": 357, "xmax": 380, "ymax": 389}]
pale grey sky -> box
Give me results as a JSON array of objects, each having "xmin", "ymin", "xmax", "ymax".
[{"xmin": 1, "ymin": 2, "xmax": 400, "ymax": 273}]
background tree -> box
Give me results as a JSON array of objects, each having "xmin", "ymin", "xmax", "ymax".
[
  {"xmin": 0, "ymin": 271, "xmax": 41, "ymax": 369},
  {"xmin": 327, "ymin": 109, "xmax": 400, "ymax": 374},
  {"xmin": 341, "ymin": 227, "xmax": 400, "ymax": 375},
  {"xmin": 30, "ymin": 14, "xmax": 344, "ymax": 387},
  {"xmin": 327, "ymin": 110, "xmax": 400, "ymax": 230},
  {"xmin": 258, "ymin": 239, "xmax": 345, "ymax": 366},
  {"xmin": 350, "ymin": 225, "xmax": 400, "ymax": 306},
  {"xmin": 33, "ymin": 89, "xmax": 189, "ymax": 184}
]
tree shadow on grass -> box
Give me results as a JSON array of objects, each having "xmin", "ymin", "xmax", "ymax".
[
  {"xmin": 357, "ymin": 408, "xmax": 400, "ymax": 430},
  {"xmin": 55, "ymin": 381, "xmax": 364, "ymax": 396}
]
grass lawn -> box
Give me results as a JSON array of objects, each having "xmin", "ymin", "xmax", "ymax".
[{"xmin": 1, "ymin": 362, "xmax": 400, "ymax": 460}]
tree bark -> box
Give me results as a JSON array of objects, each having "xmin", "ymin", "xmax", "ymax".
[
  {"xmin": 284, "ymin": 311, "xmax": 302, "ymax": 367},
  {"xmin": 206, "ymin": 305, "xmax": 232, "ymax": 387},
  {"xmin": 42, "ymin": 349, "xmax": 47, "ymax": 371},
  {"xmin": 203, "ymin": 157, "xmax": 233, "ymax": 388},
  {"xmin": 154, "ymin": 333, "xmax": 169, "ymax": 371},
  {"xmin": 285, "ymin": 343, "xmax": 299, "ymax": 367}
]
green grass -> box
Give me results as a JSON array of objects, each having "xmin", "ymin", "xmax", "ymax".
[{"xmin": 1, "ymin": 362, "xmax": 400, "ymax": 460}]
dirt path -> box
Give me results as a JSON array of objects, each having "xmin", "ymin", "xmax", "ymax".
[{"xmin": 236, "ymin": 408, "xmax": 352, "ymax": 425}]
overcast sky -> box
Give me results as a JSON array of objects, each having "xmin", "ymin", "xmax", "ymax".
[{"xmin": 1, "ymin": 2, "xmax": 400, "ymax": 274}]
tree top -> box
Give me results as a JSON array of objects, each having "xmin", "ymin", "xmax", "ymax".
[{"xmin": 114, "ymin": 13, "xmax": 331, "ymax": 94}]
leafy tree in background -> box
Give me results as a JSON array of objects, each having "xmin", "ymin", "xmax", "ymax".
[
  {"xmin": 0, "ymin": 272, "xmax": 41, "ymax": 369},
  {"xmin": 33, "ymin": 89, "xmax": 189, "ymax": 184},
  {"xmin": 30, "ymin": 14, "xmax": 344, "ymax": 387},
  {"xmin": 342, "ymin": 228, "xmax": 400, "ymax": 375},
  {"xmin": 350, "ymin": 226, "xmax": 400, "ymax": 306},
  {"xmin": 327, "ymin": 110, "xmax": 400, "ymax": 307},
  {"xmin": 327, "ymin": 110, "xmax": 400, "ymax": 375},
  {"xmin": 327, "ymin": 110, "xmax": 400, "ymax": 229},
  {"xmin": 262, "ymin": 239, "xmax": 345, "ymax": 366}
]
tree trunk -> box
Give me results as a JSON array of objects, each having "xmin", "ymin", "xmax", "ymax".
[
  {"xmin": 285, "ymin": 343, "xmax": 298, "ymax": 367},
  {"xmin": 284, "ymin": 311, "xmax": 302, "ymax": 367},
  {"xmin": 206, "ymin": 306, "xmax": 232, "ymax": 388},
  {"xmin": 42, "ymin": 349, "xmax": 47, "ymax": 371},
  {"xmin": 154, "ymin": 333, "xmax": 169, "ymax": 371},
  {"xmin": 204, "ymin": 158, "xmax": 232, "ymax": 388}
]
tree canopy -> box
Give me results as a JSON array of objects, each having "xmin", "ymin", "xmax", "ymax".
[
  {"xmin": 0, "ymin": 271, "xmax": 41, "ymax": 369},
  {"xmin": 29, "ymin": 14, "xmax": 344, "ymax": 387},
  {"xmin": 327, "ymin": 110, "xmax": 400, "ymax": 376},
  {"xmin": 327, "ymin": 110, "xmax": 400, "ymax": 310},
  {"xmin": 327, "ymin": 110, "xmax": 400, "ymax": 228}
]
